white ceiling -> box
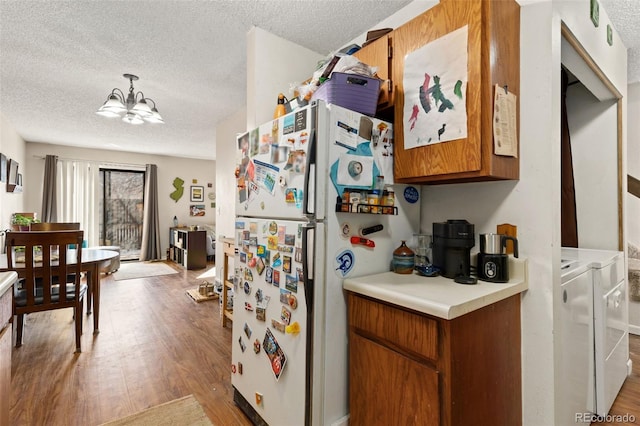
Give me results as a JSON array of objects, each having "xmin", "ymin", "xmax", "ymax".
[{"xmin": 1, "ymin": 1, "xmax": 638, "ymax": 162}]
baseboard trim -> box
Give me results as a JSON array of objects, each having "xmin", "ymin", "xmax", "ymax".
[{"xmin": 629, "ymin": 324, "xmax": 640, "ymax": 336}]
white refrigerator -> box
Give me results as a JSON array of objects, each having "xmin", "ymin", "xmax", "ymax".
[{"xmin": 232, "ymin": 100, "xmax": 420, "ymax": 426}]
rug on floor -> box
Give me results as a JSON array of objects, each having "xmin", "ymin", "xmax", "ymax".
[
  {"xmin": 99, "ymin": 394, "xmax": 213, "ymax": 426},
  {"xmin": 112, "ymin": 261, "xmax": 179, "ymax": 281}
]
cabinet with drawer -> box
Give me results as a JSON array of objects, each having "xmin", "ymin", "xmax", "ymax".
[
  {"xmin": 0, "ymin": 272, "xmax": 17, "ymax": 426},
  {"xmin": 347, "ymin": 292, "xmax": 522, "ymax": 426}
]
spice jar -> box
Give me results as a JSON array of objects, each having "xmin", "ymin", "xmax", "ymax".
[{"xmin": 368, "ymin": 189, "xmax": 380, "ymax": 214}]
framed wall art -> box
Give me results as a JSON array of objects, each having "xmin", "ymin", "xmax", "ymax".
[
  {"xmin": 190, "ymin": 185, "xmax": 204, "ymax": 202},
  {"xmin": 0, "ymin": 153, "xmax": 6, "ymax": 183}
]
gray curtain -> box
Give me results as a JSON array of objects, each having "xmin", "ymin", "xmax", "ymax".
[
  {"xmin": 140, "ymin": 164, "xmax": 161, "ymax": 260},
  {"xmin": 41, "ymin": 154, "xmax": 58, "ymax": 222}
]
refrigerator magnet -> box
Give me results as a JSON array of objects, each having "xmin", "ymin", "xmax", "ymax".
[
  {"xmin": 271, "ymin": 319, "xmax": 286, "ymax": 333},
  {"xmin": 256, "ymin": 258, "xmax": 265, "ymax": 275},
  {"xmin": 335, "ymin": 250, "xmax": 355, "ymax": 277},
  {"xmin": 245, "ymin": 269, "xmax": 253, "ymax": 282},
  {"xmin": 288, "ymin": 294, "xmax": 298, "ymax": 310},
  {"xmin": 284, "ymin": 234, "xmax": 295, "ymax": 246},
  {"xmin": 240, "ymin": 252, "xmax": 247, "ymax": 263},
  {"xmin": 256, "ymin": 307, "xmax": 266, "ymax": 322},
  {"xmin": 238, "ymin": 337, "xmax": 246, "ymax": 353},
  {"xmin": 231, "ymin": 364, "xmax": 237, "ymax": 374},
  {"xmin": 271, "ymin": 252, "xmax": 282, "ymax": 267},
  {"xmin": 244, "ymin": 302, "xmax": 254, "ymax": 312},
  {"xmin": 253, "ymin": 339, "xmax": 261, "ymax": 354},
  {"xmin": 238, "ymin": 362, "xmax": 243, "ymax": 375},
  {"xmin": 281, "ymin": 306, "xmax": 292, "ymax": 325},
  {"xmin": 279, "ymin": 289, "xmax": 291, "ymax": 304},
  {"xmin": 243, "ymin": 281, "xmax": 251, "ymax": 295},
  {"xmin": 268, "ymin": 221, "xmax": 278, "ymax": 235},
  {"xmin": 268, "ymin": 236, "xmax": 279, "ymax": 251},
  {"xmin": 265, "ymin": 267, "xmax": 273, "ymax": 284},
  {"xmin": 273, "ymin": 270, "xmax": 280, "ymax": 286},
  {"xmin": 403, "ymin": 186, "xmax": 420, "ymax": 203},
  {"xmin": 244, "ymin": 322, "xmax": 252, "ymax": 338},
  {"xmin": 255, "ymin": 392, "xmax": 263, "ymax": 406},
  {"xmin": 285, "ymin": 321, "xmax": 300, "ymax": 335},
  {"xmin": 296, "ymin": 267, "xmax": 304, "ymax": 283},
  {"xmin": 295, "ymin": 247, "xmax": 302, "ymax": 262},
  {"xmin": 283, "ymin": 256, "xmax": 292, "ymax": 273},
  {"xmin": 285, "ymin": 275, "xmax": 297, "ymax": 293},
  {"xmin": 255, "ymin": 289, "xmax": 264, "ymax": 304}
]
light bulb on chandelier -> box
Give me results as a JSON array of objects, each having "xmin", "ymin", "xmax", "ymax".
[{"xmin": 96, "ymin": 73, "xmax": 164, "ymax": 124}]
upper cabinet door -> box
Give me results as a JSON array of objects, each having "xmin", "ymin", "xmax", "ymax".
[
  {"xmin": 392, "ymin": 0, "xmax": 520, "ymax": 184},
  {"xmin": 353, "ymin": 34, "xmax": 392, "ymax": 110}
]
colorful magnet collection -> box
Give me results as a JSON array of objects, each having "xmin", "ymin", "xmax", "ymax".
[{"xmin": 232, "ymin": 219, "xmax": 305, "ymax": 387}]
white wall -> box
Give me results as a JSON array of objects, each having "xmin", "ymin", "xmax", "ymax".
[
  {"xmin": 566, "ymin": 83, "xmax": 619, "ymax": 250},
  {"xmin": 25, "ymin": 142, "xmax": 215, "ymax": 255},
  {"xmin": 0, "ymin": 111, "xmax": 26, "ymax": 245},
  {"xmin": 247, "ymin": 27, "xmax": 325, "ymax": 130},
  {"xmin": 628, "ymin": 82, "xmax": 640, "ymax": 333},
  {"xmin": 215, "ymin": 108, "xmax": 246, "ymax": 285}
]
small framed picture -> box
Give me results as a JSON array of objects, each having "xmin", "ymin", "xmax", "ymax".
[
  {"xmin": 0, "ymin": 153, "xmax": 6, "ymax": 183},
  {"xmin": 190, "ymin": 185, "xmax": 204, "ymax": 202}
]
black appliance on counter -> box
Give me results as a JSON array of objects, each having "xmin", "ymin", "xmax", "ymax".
[
  {"xmin": 477, "ymin": 233, "xmax": 519, "ymax": 283},
  {"xmin": 432, "ymin": 220, "xmax": 475, "ymax": 280}
]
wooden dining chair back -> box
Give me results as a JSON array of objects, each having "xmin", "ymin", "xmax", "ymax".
[
  {"xmin": 5, "ymin": 230, "xmax": 86, "ymax": 353},
  {"xmin": 30, "ymin": 222, "xmax": 81, "ymax": 231}
]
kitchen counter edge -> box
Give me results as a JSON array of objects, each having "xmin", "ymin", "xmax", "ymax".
[
  {"xmin": 0, "ymin": 271, "xmax": 17, "ymax": 298},
  {"xmin": 343, "ymin": 258, "xmax": 528, "ymax": 320}
]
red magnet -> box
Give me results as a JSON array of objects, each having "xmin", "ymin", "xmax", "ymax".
[{"xmin": 350, "ymin": 236, "xmax": 375, "ymax": 248}]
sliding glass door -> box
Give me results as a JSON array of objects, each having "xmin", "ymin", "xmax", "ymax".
[{"xmin": 99, "ymin": 169, "xmax": 145, "ymax": 260}]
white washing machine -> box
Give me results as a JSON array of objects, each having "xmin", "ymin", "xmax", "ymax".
[{"xmin": 561, "ymin": 248, "xmax": 629, "ymax": 417}]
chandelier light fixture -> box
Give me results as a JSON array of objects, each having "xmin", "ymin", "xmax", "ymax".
[{"xmin": 96, "ymin": 73, "xmax": 164, "ymax": 124}]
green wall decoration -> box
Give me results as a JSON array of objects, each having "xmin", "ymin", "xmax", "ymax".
[
  {"xmin": 607, "ymin": 24, "xmax": 613, "ymax": 46},
  {"xmin": 170, "ymin": 177, "xmax": 185, "ymax": 202},
  {"xmin": 590, "ymin": 0, "xmax": 599, "ymax": 27}
]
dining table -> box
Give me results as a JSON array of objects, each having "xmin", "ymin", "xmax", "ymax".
[{"xmin": 0, "ymin": 248, "xmax": 119, "ymax": 333}]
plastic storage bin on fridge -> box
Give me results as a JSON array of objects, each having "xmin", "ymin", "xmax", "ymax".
[{"xmin": 311, "ymin": 72, "xmax": 381, "ymax": 116}]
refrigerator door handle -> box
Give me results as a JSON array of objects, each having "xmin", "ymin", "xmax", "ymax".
[
  {"xmin": 303, "ymin": 127, "xmax": 316, "ymax": 217},
  {"xmin": 301, "ymin": 223, "xmax": 315, "ymax": 308}
]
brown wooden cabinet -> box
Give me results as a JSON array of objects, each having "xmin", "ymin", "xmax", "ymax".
[
  {"xmin": 353, "ymin": 33, "xmax": 393, "ymax": 112},
  {"xmin": 392, "ymin": 0, "xmax": 520, "ymax": 184},
  {"xmin": 169, "ymin": 227, "xmax": 207, "ymax": 270},
  {"xmin": 347, "ymin": 292, "xmax": 522, "ymax": 426}
]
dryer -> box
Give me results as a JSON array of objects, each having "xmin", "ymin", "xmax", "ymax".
[{"xmin": 561, "ymin": 248, "xmax": 629, "ymax": 417}]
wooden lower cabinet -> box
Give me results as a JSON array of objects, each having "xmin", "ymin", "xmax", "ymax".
[{"xmin": 347, "ymin": 293, "xmax": 522, "ymax": 426}]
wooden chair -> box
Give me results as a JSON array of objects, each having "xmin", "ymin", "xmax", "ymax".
[
  {"xmin": 30, "ymin": 222, "xmax": 80, "ymax": 231},
  {"xmin": 5, "ymin": 230, "xmax": 86, "ymax": 353}
]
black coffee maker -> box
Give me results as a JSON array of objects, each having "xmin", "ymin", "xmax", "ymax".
[{"xmin": 432, "ymin": 220, "xmax": 475, "ymax": 280}]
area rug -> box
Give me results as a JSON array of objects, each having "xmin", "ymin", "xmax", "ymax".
[
  {"xmin": 112, "ymin": 261, "xmax": 179, "ymax": 281},
  {"xmin": 99, "ymin": 394, "xmax": 213, "ymax": 426}
]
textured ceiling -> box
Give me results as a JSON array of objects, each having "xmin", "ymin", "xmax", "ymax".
[
  {"xmin": 0, "ymin": 0, "xmax": 412, "ymax": 161},
  {"xmin": 601, "ymin": 0, "xmax": 640, "ymax": 84},
  {"xmin": 0, "ymin": 1, "xmax": 638, "ymax": 161}
]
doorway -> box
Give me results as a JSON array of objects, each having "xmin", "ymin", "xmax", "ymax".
[{"xmin": 99, "ymin": 169, "xmax": 145, "ymax": 260}]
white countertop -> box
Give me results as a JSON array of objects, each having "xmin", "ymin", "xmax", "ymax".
[
  {"xmin": 343, "ymin": 258, "xmax": 528, "ymax": 320},
  {"xmin": 0, "ymin": 271, "xmax": 18, "ymax": 297}
]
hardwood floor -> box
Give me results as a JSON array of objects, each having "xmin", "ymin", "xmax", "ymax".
[
  {"xmin": 10, "ymin": 261, "xmax": 640, "ymax": 425},
  {"xmin": 10, "ymin": 261, "xmax": 252, "ymax": 426}
]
